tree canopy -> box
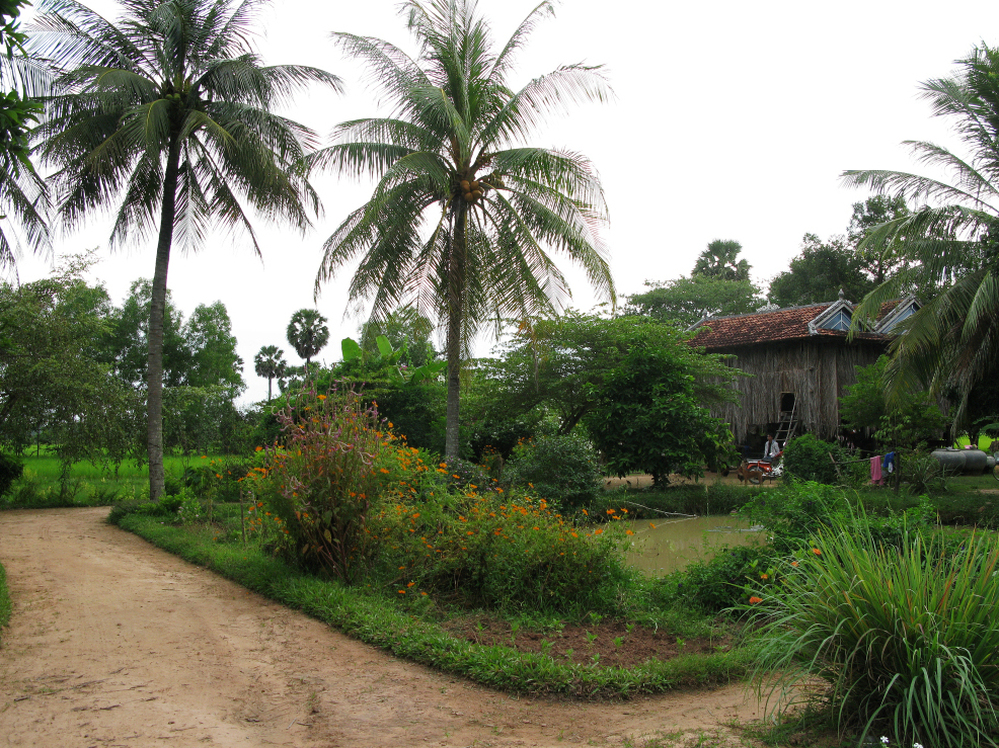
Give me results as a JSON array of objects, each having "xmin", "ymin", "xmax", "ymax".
[
  {"xmin": 312, "ymin": 0, "xmax": 614, "ymax": 460},
  {"xmin": 0, "ymin": 256, "xmax": 140, "ymax": 468},
  {"xmin": 768, "ymin": 233, "xmax": 876, "ymax": 307},
  {"xmin": 842, "ymin": 42, "xmax": 999, "ymax": 432},
  {"xmin": 31, "ymin": 0, "xmax": 341, "ymax": 500}
]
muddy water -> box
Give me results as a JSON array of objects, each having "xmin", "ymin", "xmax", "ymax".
[{"xmin": 622, "ymin": 516, "xmax": 766, "ymax": 576}]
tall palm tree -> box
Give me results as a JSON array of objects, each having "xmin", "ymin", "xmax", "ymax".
[
  {"xmin": 313, "ymin": 0, "xmax": 614, "ymax": 460},
  {"xmin": 0, "ymin": 0, "xmax": 50, "ymax": 267},
  {"xmin": 842, "ymin": 43, "xmax": 999, "ymax": 432},
  {"xmin": 286, "ymin": 308, "xmax": 328, "ymax": 369},
  {"xmin": 31, "ymin": 0, "xmax": 342, "ymax": 500},
  {"xmin": 253, "ymin": 344, "xmax": 286, "ymax": 401}
]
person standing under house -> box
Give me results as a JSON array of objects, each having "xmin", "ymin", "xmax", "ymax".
[{"xmin": 762, "ymin": 434, "xmax": 780, "ymax": 462}]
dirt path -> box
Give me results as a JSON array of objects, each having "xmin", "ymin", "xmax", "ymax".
[{"xmin": 0, "ymin": 508, "xmax": 765, "ymax": 748}]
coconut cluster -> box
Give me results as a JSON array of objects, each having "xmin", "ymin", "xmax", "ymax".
[
  {"xmin": 459, "ymin": 173, "xmax": 503, "ymax": 204},
  {"xmin": 460, "ymin": 179, "xmax": 483, "ymax": 203}
]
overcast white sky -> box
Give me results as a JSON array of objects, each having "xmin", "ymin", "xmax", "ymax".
[{"xmin": 9, "ymin": 0, "xmax": 999, "ymax": 404}]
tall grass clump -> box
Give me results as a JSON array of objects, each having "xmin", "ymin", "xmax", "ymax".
[
  {"xmin": 246, "ymin": 386, "xmax": 387, "ymax": 583},
  {"xmin": 747, "ymin": 514, "xmax": 999, "ymax": 748}
]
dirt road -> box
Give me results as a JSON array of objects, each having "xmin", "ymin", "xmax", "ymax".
[{"xmin": 0, "ymin": 508, "xmax": 764, "ymax": 747}]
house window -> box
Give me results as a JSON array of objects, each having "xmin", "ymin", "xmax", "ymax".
[{"xmin": 823, "ymin": 309, "xmax": 852, "ymax": 331}]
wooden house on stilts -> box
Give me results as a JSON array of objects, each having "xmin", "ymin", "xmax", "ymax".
[{"xmin": 688, "ymin": 292, "xmax": 919, "ymax": 454}]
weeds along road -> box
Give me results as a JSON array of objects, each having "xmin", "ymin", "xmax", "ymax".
[{"xmin": 0, "ymin": 507, "xmax": 761, "ymax": 748}]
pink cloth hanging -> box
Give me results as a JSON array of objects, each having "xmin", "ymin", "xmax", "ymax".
[{"xmin": 871, "ymin": 455, "xmax": 883, "ymax": 485}]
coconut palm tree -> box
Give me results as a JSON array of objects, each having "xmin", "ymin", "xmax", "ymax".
[
  {"xmin": 286, "ymin": 308, "xmax": 328, "ymax": 369},
  {"xmin": 842, "ymin": 43, "xmax": 999, "ymax": 432},
  {"xmin": 0, "ymin": 0, "xmax": 50, "ymax": 267},
  {"xmin": 313, "ymin": 0, "xmax": 614, "ymax": 460},
  {"xmin": 253, "ymin": 344, "xmax": 286, "ymax": 401},
  {"xmin": 30, "ymin": 0, "xmax": 342, "ymax": 500}
]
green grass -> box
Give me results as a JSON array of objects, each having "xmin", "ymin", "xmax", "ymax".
[
  {"xmin": 0, "ymin": 560, "xmax": 11, "ymax": 643},
  {"xmin": 747, "ymin": 510, "xmax": 999, "ymax": 748},
  {"xmin": 0, "ymin": 454, "xmax": 223, "ymax": 509},
  {"xmin": 110, "ymin": 506, "xmax": 755, "ymax": 698}
]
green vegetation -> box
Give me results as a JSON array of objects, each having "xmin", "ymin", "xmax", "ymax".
[
  {"xmin": 111, "ymin": 503, "xmax": 752, "ymax": 697},
  {"xmin": 844, "ymin": 42, "xmax": 999, "ymax": 436},
  {"xmin": 0, "ymin": 558, "xmax": 11, "ymax": 643},
  {"xmin": 312, "ymin": 0, "xmax": 614, "ymax": 461},
  {"xmin": 747, "ymin": 510, "xmax": 999, "ymax": 748},
  {"xmin": 32, "ymin": 0, "xmax": 342, "ymax": 500}
]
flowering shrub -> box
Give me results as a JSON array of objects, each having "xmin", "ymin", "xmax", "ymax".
[
  {"xmin": 246, "ymin": 386, "xmax": 387, "ymax": 582},
  {"xmin": 367, "ymin": 486, "xmax": 632, "ymax": 614}
]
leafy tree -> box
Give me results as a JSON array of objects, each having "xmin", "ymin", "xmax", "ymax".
[
  {"xmin": 482, "ymin": 312, "xmax": 740, "ymax": 437},
  {"xmin": 286, "ymin": 308, "xmax": 329, "ymax": 369},
  {"xmin": 359, "ymin": 305, "xmax": 436, "ymax": 368},
  {"xmin": 253, "ymin": 345, "xmax": 287, "ymax": 401},
  {"xmin": 584, "ymin": 341, "xmax": 733, "ymax": 485},
  {"xmin": 312, "ymin": 0, "xmax": 614, "ymax": 460},
  {"xmin": 0, "ymin": 0, "xmax": 49, "ymax": 267},
  {"xmin": 847, "ymin": 195, "xmax": 912, "ymax": 284},
  {"xmin": 768, "ymin": 233, "xmax": 875, "ymax": 307},
  {"xmin": 842, "ymin": 43, "xmax": 999, "ymax": 432},
  {"xmin": 31, "ymin": 0, "xmax": 342, "ymax": 500},
  {"xmin": 692, "ymin": 239, "xmax": 750, "ymax": 281},
  {"xmin": 624, "ymin": 275, "xmax": 761, "ymax": 328},
  {"xmin": 184, "ymin": 302, "xmax": 244, "ymax": 394},
  {"xmin": 840, "ymin": 356, "xmax": 947, "ymax": 448},
  {"xmin": 0, "ymin": 256, "xmax": 141, "ymax": 472}
]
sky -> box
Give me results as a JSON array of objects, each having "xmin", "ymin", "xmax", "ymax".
[{"xmin": 9, "ymin": 0, "xmax": 999, "ymax": 404}]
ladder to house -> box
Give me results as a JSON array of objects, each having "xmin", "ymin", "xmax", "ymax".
[{"xmin": 775, "ymin": 398, "xmax": 798, "ymax": 450}]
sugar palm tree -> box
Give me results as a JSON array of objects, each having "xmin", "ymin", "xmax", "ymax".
[
  {"xmin": 842, "ymin": 43, "xmax": 999, "ymax": 431},
  {"xmin": 313, "ymin": 0, "xmax": 614, "ymax": 460},
  {"xmin": 253, "ymin": 344, "xmax": 286, "ymax": 401},
  {"xmin": 31, "ymin": 0, "xmax": 342, "ymax": 499},
  {"xmin": 286, "ymin": 308, "xmax": 328, "ymax": 369}
]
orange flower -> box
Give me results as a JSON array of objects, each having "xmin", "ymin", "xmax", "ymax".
[
  {"xmin": 380, "ymin": 468, "xmax": 390, "ymax": 474},
  {"xmin": 594, "ymin": 528, "xmax": 603, "ymax": 535},
  {"xmin": 791, "ymin": 561, "xmax": 799, "ymax": 567},
  {"xmin": 649, "ymin": 523, "xmax": 656, "ymax": 529},
  {"xmin": 606, "ymin": 508, "xmax": 616, "ymax": 515},
  {"xmin": 398, "ymin": 590, "xmax": 406, "ymax": 594},
  {"xmin": 626, "ymin": 530, "xmax": 635, "ymax": 536},
  {"xmin": 760, "ymin": 573, "xmax": 769, "ymax": 580},
  {"xmin": 812, "ymin": 548, "xmax": 822, "ymax": 556},
  {"xmin": 749, "ymin": 596, "xmax": 763, "ymax": 604}
]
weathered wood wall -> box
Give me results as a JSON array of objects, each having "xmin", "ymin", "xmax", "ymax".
[{"xmin": 711, "ymin": 339, "xmax": 885, "ymax": 443}]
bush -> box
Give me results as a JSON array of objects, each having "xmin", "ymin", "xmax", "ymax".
[
  {"xmin": 782, "ymin": 434, "xmax": 848, "ymax": 484},
  {"xmin": 746, "ymin": 515, "xmax": 999, "ymax": 748},
  {"xmin": 505, "ymin": 432, "xmax": 602, "ymax": 510},
  {"xmin": 669, "ymin": 544, "xmax": 772, "ymax": 613},
  {"xmin": 367, "ymin": 487, "xmax": 633, "ymax": 615},
  {"xmin": 246, "ymin": 385, "xmax": 388, "ymax": 583},
  {"xmin": 0, "ymin": 452, "xmax": 24, "ymax": 497}
]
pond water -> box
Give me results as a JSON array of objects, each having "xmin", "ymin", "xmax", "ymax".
[{"xmin": 621, "ymin": 515, "xmax": 766, "ymax": 576}]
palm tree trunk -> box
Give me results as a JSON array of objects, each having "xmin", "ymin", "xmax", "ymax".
[
  {"xmin": 444, "ymin": 209, "xmax": 466, "ymax": 462},
  {"xmin": 147, "ymin": 138, "xmax": 182, "ymax": 501}
]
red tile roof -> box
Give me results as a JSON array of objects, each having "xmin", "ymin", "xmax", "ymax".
[{"xmin": 689, "ymin": 302, "xmax": 888, "ymax": 349}]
